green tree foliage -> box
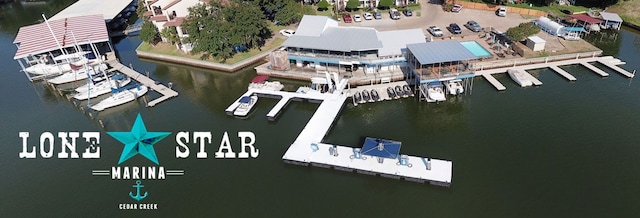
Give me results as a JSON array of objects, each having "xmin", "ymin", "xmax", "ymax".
[
  {"xmin": 378, "ymin": 0, "xmax": 393, "ymax": 9},
  {"xmin": 182, "ymin": 1, "xmax": 271, "ymax": 62},
  {"xmin": 346, "ymin": 0, "xmax": 360, "ymax": 11},
  {"xmin": 317, "ymin": 0, "xmax": 330, "ymax": 11},
  {"xmin": 160, "ymin": 26, "xmax": 180, "ymax": 45},
  {"xmin": 274, "ymin": 1, "xmax": 303, "ymax": 25},
  {"xmin": 506, "ymin": 22, "xmax": 540, "ymax": 42},
  {"xmin": 136, "ymin": 0, "xmax": 147, "ymax": 21},
  {"xmin": 140, "ymin": 21, "xmax": 159, "ymax": 45}
]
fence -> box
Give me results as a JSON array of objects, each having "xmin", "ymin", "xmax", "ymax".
[
  {"xmin": 468, "ymin": 50, "xmax": 603, "ymax": 70},
  {"xmin": 448, "ymin": 1, "xmax": 547, "ymax": 17}
]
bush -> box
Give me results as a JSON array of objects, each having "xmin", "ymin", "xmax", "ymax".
[
  {"xmin": 317, "ymin": 0, "xmax": 329, "ymax": 11},
  {"xmin": 506, "ymin": 22, "xmax": 541, "ymax": 42}
]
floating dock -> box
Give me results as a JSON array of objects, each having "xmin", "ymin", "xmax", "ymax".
[
  {"xmin": 106, "ymin": 57, "xmax": 178, "ymax": 107},
  {"xmin": 226, "ymin": 85, "xmax": 453, "ymax": 186},
  {"xmin": 475, "ymin": 56, "xmax": 633, "ymax": 91}
]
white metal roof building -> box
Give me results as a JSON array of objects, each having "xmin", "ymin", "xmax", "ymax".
[
  {"xmin": 50, "ymin": 0, "xmax": 134, "ymax": 22},
  {"xmin": 281, "ymin": 15, "xmax": 425, "ymax": 69},
  {"xmin": 600, "ymin": 12, "xmax": 623, "ymax": 30}
]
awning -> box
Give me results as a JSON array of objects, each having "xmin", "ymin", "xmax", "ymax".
[
  {"xmin": 569, "ymin": 14, "xmax": 603, "ymax": 24},
  {"xmin": 407, "ymin": 41, "xmax": 478, "ymax": 65},
  {"xmin": 564, "ymin": 27, "xmax": 586, "ymax": 32},
  {"xmin": 13, "ymin": 14, "xmax": 110, "ymax": 60},
  {"xmin": 600, "ymin": 12, "xmax": 623, "ymax": 23},
  {"xmin": 163, "ymin": 17, "xmax": 185, "ymax": 27},
  {"xmin": 251, "ymin": 75, "xmax": 269, "ymax": 83},
  {"xmin": 361, "ymin": 137, "xmax": 401, "ymax": 159}
]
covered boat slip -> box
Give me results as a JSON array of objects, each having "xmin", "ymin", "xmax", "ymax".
[
  {"xmin": 13, "ymin": 14, "xmax": 114, "ymax": 81},
  {"xmin": 50, "ymin": 0, "xmax": 135, "ymax": 22}
]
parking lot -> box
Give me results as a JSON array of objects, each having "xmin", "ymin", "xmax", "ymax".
[{"xmin": 340, "ymin": 0, "xmax": 533, "ymax": 38}]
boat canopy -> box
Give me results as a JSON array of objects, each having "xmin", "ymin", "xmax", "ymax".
[
  {"xmin": 427, "ymin": 81, "xmax": 444, "ymax": 87},
  {"xmin": 239, "ymin": 96, "xmax": 252, "ymax": 103},
  {"xmin": 361, "ymin": 137, "xmax": 401, "ymax": 159},
  {"xmin": 251, "ymin": 75, "xmax": 269, "ymax": 83}
]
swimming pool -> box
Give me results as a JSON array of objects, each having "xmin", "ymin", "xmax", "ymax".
[{"xmin": 460, "ymin": 41, "xmax": 492, "ymax": 58}]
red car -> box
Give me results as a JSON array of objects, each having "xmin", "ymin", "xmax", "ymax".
[{"xmin": 343, "ymin": 13, "xmax": 352, "ymax": 23}]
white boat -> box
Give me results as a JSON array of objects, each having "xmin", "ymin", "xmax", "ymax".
[
  {"xmin": 73, "ymin": 74, "xmax": 131, "ymax": 100},
  {"xmin": 25, "ymin": 53, "xmax": 92, "ymax": 76},
  {"xmin": 233, "ymin": 95, "xmax": 258, "ymax": 117},
  {"xmin": 47, "ymin": 63, "xmax": 107, "ymax": 85},
  {"xmin": 248, "ymin": 75, "xmax": 284, "ymax": 91},
  {"xmin": 90, "ymin": 85, "xmax": 148, "ymax": 111},
  {"xmin": 426, "ymin": 82, "xmax": 446, "ymax": 102},
  {"xmin": 444, "ymin": 79, "xmax": 465, "ymax": 95},
  {"xmin": 508, "ymin": 69, "xmax": 533, "ymax": 87}
]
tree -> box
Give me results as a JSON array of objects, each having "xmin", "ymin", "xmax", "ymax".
[
  {"xmin": 378, "ymin": 0, "xmax": 393, "ymax": 9},
  {"xmin": 317, "ymin": 0, "xmax": 329, "ymax": 11},
  {"xmin": 136, "ymin": 0, "xmax": 148, "ymax": 21},
  {"xmin": 140, "ymin": 21, "xmax": 159, "ymax": 45},
  {"xmin": 182, "ymin": 1, "xmax": 271, "ymax": 62},
  {"xmin": 506, "ymin": 22, "xmax": 540, "ymax": 42},
  {"xmin": 274, "ymin": 1, "xmax": 303, "ymax": 25},
  {"xmin": 160, "ymin": 26, "xmax": 180, "ymax": 45},
  {"xmin": 346, "ymin": 0, "xmax": 360, "ymax": 11}
]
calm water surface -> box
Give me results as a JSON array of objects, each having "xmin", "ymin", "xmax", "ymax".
[{"xmin": 1, "ymin": 1, "xmax": 640, "ymax": 217}]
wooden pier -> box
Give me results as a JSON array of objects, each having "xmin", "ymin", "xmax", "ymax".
[
  {"xmin": 481, "ymin": 74, "xmax": 506, "ymax": 91},
  {"xmin": 597, "ymin": 59, "xmax": 635, "ymax": 78},
  {"xmin": 580, "ymin": 62, "xmax": 609, "ymax": 77},
  {"xmin": 106, "ymin": 59, "xmax": 178, "ymax": 107}
]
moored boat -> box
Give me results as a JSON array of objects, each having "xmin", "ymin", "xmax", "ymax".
[
  {"xmin": 362, "ymin": 90, "xmax": 370, "ymax": 102},
  {"xmin": 353, "ymin": 91, "xmax": 362, "ymax": 103},
  {"xmin": 426, "ymin": 82, "xmax": 446, "ymax": 102},
  {"xmin": 403, "ymin": 85, "xmax": 413, "ymax": 97},
  {"xmin": 395, "ymin": 85, "xmax": 405, "ymax": 98},
  {"xmin": 90, "ymin": 85, "xmax": 148, "ymax": 111},
  {"xmin": 444, "ymin": 79, "xmax": 464, "ymax": 95},
  {"xmin": 370, "ymin": 89, "xmax": 380, "ymax": 101},
  {"xmin": 387, "ymin": 87, "xmax": 396, "ymax": 99},
  {"xmin": 508, "ymin": 69, "xmax": 533, "ymax": 87},
  {"xmin": 248, "ymin": 75, "xmax": 284, "ymax": 91},
  {"xmin": 234, "ymin": 95, "xmax": 258, "ymax": 117},
  {"xmin": 47, "ymin": 63, "xmax": 106, "ymax": 85},
  {"xmin": 73, "ymin": 74, "xmax": 131, "ymax": 100}
]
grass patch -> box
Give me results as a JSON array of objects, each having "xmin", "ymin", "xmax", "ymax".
[
  {"xmin": 607, "ymin": 1, "xmax": 640, "ymax": 27},
  {"xmin": 137, "ymin": 36, "xmax": 286, "ymax": 65},
  {"xmin": 316, "ymin": 6, "xmax": 333, "ymax": 17}
]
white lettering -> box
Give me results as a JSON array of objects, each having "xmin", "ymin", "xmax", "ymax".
[
  {"xmin": 215, "ymin": 132, "xmax": 236, "ymax": 158},
  {"xmin": 175, "ymin": 131, "xmax": 189, "ymax": 158},
  {"xmin": 81, "ymin": 132, "xmax": 100, "ymax": 158},
  {"xmin": 39, "ymin": 132, "xmax": 54, "ymax": 158},
  {"xmin": 238, "ymin": 132, "xmax": 259, "ymax": 158},
  {"xmin": 194, "ymin": 132, "xmax": 211, "ymax": 158},
  {"xmin": 19, "ymin": 132, "xmax": 36, "ymax": 158},
  {"xmin": 57, "ymin": 132, "xmax": 80, "ymax": 158}
]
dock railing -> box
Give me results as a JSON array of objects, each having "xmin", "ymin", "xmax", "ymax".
[{"xmin": 470, "ymin": 50, "xmax": 603, "ymax": 71}]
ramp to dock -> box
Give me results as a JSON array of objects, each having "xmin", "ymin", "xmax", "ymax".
[
  {"xmin": 549, "ymin": 66, "xmax": 576, "ymax": 81},
  {"xmin": 107, "ymin": 61, "xmax": 179, "ymax": 107},
  {"xmin": 481, "ymin": 74, "xmax": 506, "ymax": 91}
]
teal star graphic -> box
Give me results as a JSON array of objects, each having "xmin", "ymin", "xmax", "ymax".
[{"xmin": 108, "ymin": 114, "xmax": 171, "ymax": 165}]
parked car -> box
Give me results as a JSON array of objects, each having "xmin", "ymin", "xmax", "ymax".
[
  {"xmin": 363, "ymin": 12, "xmax": 373, "ymax": 20},
  {"xmin": 353, "ymin": 14, "xmax": 362, "ymax": 22},
  {"xmin": 427, "ymin": 26, "xmax": 443, "ymax": 37},
  {"xmin": 389, "ymin": 8, "xmax": 401, "ymax": 20},
  {"xmin": 373, "ymin": 11, "xmax": 382, "ymax": 19},
  {"xmin": 279, "ymin": 29, "xmax": 295, "ymax": 37},
  {"xmin": 343, "ymin": 13, "xmax": 352, "ymax": 23},
  {"xmin": 448, "ymin": 23, "xmax": 462, "ymax": 34},
  {"xmin": 403, "ymin": 9, "xmax": 413, "ymax": 17},
  {"xmin": 496, "ymin": 6, "xmax": 507, "ymax": 17},
  {"xmin": 451, "ymin": 4, "xmax": 463, "ymax": 13},
  {"xmin": 464, "ymin": 20, "xmax": 482, "ymax": 32}
]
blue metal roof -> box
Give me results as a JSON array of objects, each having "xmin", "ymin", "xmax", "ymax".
[
  {"xmin": 361, "ymin": 137, "xmax": 401, "ymax": 159},
  {"xmin": 407, "ymin": 41, "xmax": 478, "ymax": 65},
  {"xmin": 564, "ymin": 27, "xmax": 586, "ymax": 32}
]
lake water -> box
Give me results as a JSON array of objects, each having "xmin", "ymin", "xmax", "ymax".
[{"xmin": 2, "ymin": 1, "xmax": 640, "ymax": 217}]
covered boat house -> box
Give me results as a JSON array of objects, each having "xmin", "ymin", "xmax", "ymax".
[
  {"xmin": 600, "ymin": 12, "xmax": 623, "ymax": 30},
  {"xmin": 13, "ymin": 14, "xmax": 114, "ymax": 81}
]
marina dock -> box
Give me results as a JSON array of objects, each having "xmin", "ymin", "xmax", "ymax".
[
  {"xmin": 475, "ymin": 56, "xmax": 633, "ymax": 90},
  {"xmin": 106, "ymin": 58, "xmax": 178, "ymax": 107},
  {"xmin": 226, "ymin": 85, "xmax": 453, "ymax": 186}
]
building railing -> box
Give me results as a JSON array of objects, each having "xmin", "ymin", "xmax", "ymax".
[
  {"xmin": 287, "ymin": 51, "xmax": 405, "ymax": 64},
  {"xmin": 469, "ymin": 50, "xmax": 603, "ymax": 71}
]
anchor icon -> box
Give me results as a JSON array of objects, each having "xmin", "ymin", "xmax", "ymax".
[{"xmin": 129, "ymin": 180, "xmax": 148, "ymax": 202}]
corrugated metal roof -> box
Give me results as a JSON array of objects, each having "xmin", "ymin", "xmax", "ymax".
[
  {"xmin": 569, "ymin": 14, "xmax": 602, "ymax": 24},
  {"xmin": 283, "ymin": 26, "xmax": 382, "ymax": 52},
  {"xmin": 13, "ymin": 14, "xmax": 110, "ymax": 60},
  {"xmin": 407, "ymin": 41, "xmax": 478, "ymax": 65},
  {"xmin": 50, "ymin": 0, "xmax": 133, "ymax": 22},
  {"xmin": 294, "ymin": 15, "xmax": 338, "ymax": 37},
  {"xmin": 600, "ymin": 12, "xmax": 623, "ymax": 23},
  {"xmin": 377, "ymin": 28, "xmax": 425, "ymax": 57}
]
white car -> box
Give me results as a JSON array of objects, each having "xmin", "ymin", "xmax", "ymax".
[
  {"xmin": 279, "ymin": 29, "xmax": 295, "ymax": 37},
  {"xmin": 363, "ymin": 12, "xmax": 373, "ymax": 20},
  {"xmin": 353, "ymin": 14, "xmax": 362, "ymax": 22},
  {"xmin": 427, "ymin": 26, "xmax": 443, "ymax": 37}
]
